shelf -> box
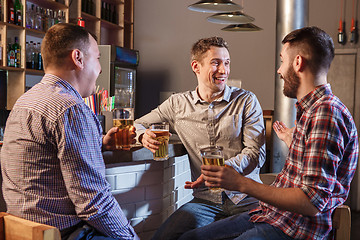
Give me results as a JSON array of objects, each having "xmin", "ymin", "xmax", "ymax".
[
  {"xmin": 2, "ymin": 0, "xmax": 134, "ymax": 110},
  {"xmin": 25, "ymin": 69, "xmax": 44, "ymax": 75},
  {"xmin": 25, "ymin": 28, "xmax": 46, "ymax": 38},
  {"xmin": 81, "ymin": 11, "xmax": 100, "ymax": 21},
  {"xmin": 101, "ymin": 19, "xmax": 123, "ymax": 30},
  {"xmin": 4, "ymin": 23, "xmax": 24, "ymax": 31},
  {"xmin": 0, "ymin": 66, "xmax": 24, "ymax": 72},
  {"xmin": 27, "ymin": 0, "xmax": 68, "ymax": 10}
]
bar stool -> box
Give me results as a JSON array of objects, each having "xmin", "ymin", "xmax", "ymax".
[{"xmin": 0, "ymin": 212, "xmax": 61, "ymax": 240}]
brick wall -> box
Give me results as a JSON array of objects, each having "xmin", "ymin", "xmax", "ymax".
[{"xmin": 105, "ymin": 154, "xmax": 193, "ymax": 240}]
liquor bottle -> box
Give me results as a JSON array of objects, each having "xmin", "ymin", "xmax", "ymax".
[
  {"xmin": 14, "ymin": 0, "xmax": 22, "ymax": 26},
  {"xmin": 8, "ymin": 42, "xmax": 15, "ymax": 67},
  {"xmin": 37, "ymin": 42, "xmax": 42, "ymax": 70},
  {"xmin": 42, "ymin": 8, "xmax": 47, "ymax": 31},
  {"xmin": 112, "ymin": 4, "xmax": 116, "ymax": 24},
  {"xmin": 35, "ymin": 6, "xmax": 42, "ymax": 30},
  {"xmin": 101, "ymin": 2, "xmax": 104, "ymax": 20},
  {"xmin": 0, "ymin": 35, "xmax": 3, "ymax": 66},
  {"xmin": 31, "ymin": 42, "xmax": 37, "ymax": 69},
  {"xmin": 26, "ymin": 41, "xmax": 30, "ymax": 68},
  {"xmin": 13, "ymin": 37, "xmax": 20, "ymax": 68},
  {"xmin": 0, "ymin": 0, "xmax": 2, "ymax": 21},
  {"xmin": 8, "ymin": 0, "xmax": 15, "ymax": 24}
]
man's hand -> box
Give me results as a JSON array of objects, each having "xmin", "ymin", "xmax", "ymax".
[
  {"xmin": 201, "ymin": 165, "xmax": 243, "ymax": 192},
  {"xmin": 184, "ymin": 174, "xmax": 205, "ymax": 189},
  {"xmin": 140, "ymin": 129, "xmax": 161, "ymax": 153},
  {"xmin": 102, "ymin": 126, "xmax": 136, "ymax": 151},
  {"xmin": 273, "ymin": 121, "xmax": 295, "ymax": 148}
]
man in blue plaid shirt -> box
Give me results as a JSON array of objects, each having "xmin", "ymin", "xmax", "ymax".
[
  {"xmin": 1, "ymin": 23, "xmax": 139, "ymax": 239},
  {"xmin": 177, "ymin": 27, "xmax": 359, "ymax": 240}
]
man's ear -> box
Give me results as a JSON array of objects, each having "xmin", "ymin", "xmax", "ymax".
[
  {"xmin": 71, "ymin": 49, "xmax": 84, "ymax": 70},
  {"xmin": 293, "ymin": 54, "xmax": 306, "ymax": 72},
  {"xmin": 191, "ymin": 60, "xmax": 200, "ymax": 74}
]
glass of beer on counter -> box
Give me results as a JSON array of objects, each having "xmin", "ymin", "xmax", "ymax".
[
  {"xmin": 112, "ymin": 108, "xmax": 134, "ymax": 150},
  {"xmin": 200, "ymin": 146, "xmax": 225, "ymax": 191},
  {"xmin": 150, "ymin": 122, "xmax": 170, "ymax": 161}
]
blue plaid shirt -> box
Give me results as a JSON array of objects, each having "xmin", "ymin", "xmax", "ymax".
[{"xmin": 1, "ymin": 74, "xmax": 137, "ymax": 239}]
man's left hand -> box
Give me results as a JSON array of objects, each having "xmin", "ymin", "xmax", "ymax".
[{"xmin": 102, "ymin": 126, "xmax": 136, "ymax": 151}]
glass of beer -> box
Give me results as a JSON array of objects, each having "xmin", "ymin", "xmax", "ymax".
[
  {"xmin": 200, "ymin": 146, "xmax": 225, "ymax": 192},
  {"xmin": 112, "ymin": 108, "xmax": 134, "ymax": 150},
  {"xmin": 150, "ymin": 122, "xmax": 170, "ymax": 161}
]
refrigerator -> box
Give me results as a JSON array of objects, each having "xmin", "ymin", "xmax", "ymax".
[{"xmin": 97, "ymin": 45, "xmax": 139, "ymax": 109}]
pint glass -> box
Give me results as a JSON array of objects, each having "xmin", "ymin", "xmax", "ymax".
[
  {"xmin": 200, "ymin": 146, "xmax": 225, "ymax": 191},
  {"xmin": 150, "ymin": 122, "xmax": 170, "ymax": 160},
  {"xmin": 113, "ymin": 108, "xmax": 134, "ymax": 150}
]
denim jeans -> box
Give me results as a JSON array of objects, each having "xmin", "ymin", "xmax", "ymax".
[
  {"xmin": 178, "ymin": 211, "xmax": 294, "ymax": 240},
  {"xmin": 151, "ymin": 194, "xmax": 259, "ymax": 240},
  {"xmin": 61, "ymin": 222, "xmax": 118, "ymax": 240}
]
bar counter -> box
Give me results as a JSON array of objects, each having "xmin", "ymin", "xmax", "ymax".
[{"xmin": 103, "ymin": 139, "xmax": 187, "ymax": 164}]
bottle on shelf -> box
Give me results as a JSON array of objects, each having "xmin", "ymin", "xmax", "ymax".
[
  {"xmin": 37, "ymin": 42, "xmax": 42, "ymax": 70},
  {"xmin": 35, "ymin": 6, "xmax": 42, "ymax": 30},
  {"xmin": 112, "ymin": 5, "xmax": 116, "ymax": 24},
  {"xmin": 0, "ymin": 35, "xmax": 3, "ymax": 66},
  {"xmin": 14, "ymin": 0, "xmax": 22, "ymax": 26},
  {"xmin": 31, "ymin": 42, "xmax": 38, "ymax": 70},
  {"xmin": 0, "ymin": 0, "xmax": 2, "ymax": 21},
  {"xmin": 101, "ymin": 1, "xmax": 105, "ymax": 20},
  {"xmin": 7, "ymin": 41, "xmax": 14, "ymax": 67},
  {"xmin": 8, "ymin": 0, "xmax": 15, "ymax": 24},
  {"xmin": 26, "ymin": 41, "xmax": 31, "ymax": 68},
  {"xmin": 13, "ymin": 37, "xmax": 20, "ymax": 68}
]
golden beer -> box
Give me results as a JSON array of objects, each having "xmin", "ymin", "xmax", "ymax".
[
  {"xmin": 200, "ymin": 146, "xmax": 224, "ymax": 191},
  {"xmin": 202, "ymin": 156, "xmax": 225, "ymax": 166},
  {"xmin": 113, "ymin": 119, "xmax": 134, "ymax": 149},
  {"xmin": 152, "ymin": 130, "xmax": 170, "ymax": 160}
]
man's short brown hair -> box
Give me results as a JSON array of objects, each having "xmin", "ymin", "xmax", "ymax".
[
  {"xmin": 191, "ymin": 36, "xmax": 229, "ymax": 63},
  {"xmin": 41, "ymin": 23, "xmax": 97, "ymax": 69},
  {"xmin": 282, "ymin": 26, "xmax": 334, "ymax": 74}
]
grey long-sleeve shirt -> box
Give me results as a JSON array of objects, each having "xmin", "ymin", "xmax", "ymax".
[{"xmin": 135, "ymin": 85, "xmax": 266, "ymax": 204}]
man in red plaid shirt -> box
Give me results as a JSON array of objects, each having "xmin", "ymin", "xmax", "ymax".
[{"xmin": 177, "ymin": 27, "xmax": 359, "ymax": 240}]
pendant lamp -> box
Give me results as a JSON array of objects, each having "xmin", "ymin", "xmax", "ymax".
[
  {"xmin": 207, "ymin": 11, "xmax": 254, "ymax": 24},
  {"xmin": 188, "ymin": 0, "xmax": 243, "ymax": 13},
  {"xmin": 221, "ymin": 23, "xmax": 262, "ymax": 31}
]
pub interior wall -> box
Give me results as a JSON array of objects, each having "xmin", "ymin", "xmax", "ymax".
[{"xmin": 134, "ymin": 0, "xmax": 360, "ymax": 115}]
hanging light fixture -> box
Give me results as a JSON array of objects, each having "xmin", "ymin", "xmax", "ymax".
[
  {"xmin": 207, "ymin": 11, "xmax": 254, "ymax": 24},
  {"xmin": 221, "ymin": 23, "xmax": 262, "ymax": 31},
  {"xmin": 188, "ymin": 0, "xmax": 243, "ymax": 13}
]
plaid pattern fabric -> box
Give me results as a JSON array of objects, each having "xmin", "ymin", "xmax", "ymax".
[
  {"xmin": 135, "ymin": 85, "xmax": 266, "ymax": 204},
  {"xmin": 250, "ymin": 84, "xmax": 358, "ymax": 239},
  {"xmin": 1, "ymin": 74, "xmax": 137, "ymax": 239}
]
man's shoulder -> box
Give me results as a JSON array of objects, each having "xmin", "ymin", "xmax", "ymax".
[
  {"xmin": 228, "ymin": 87, "xmax": 258, "ymax": 102},
  {"xmin": 14, "ymin": 83, "xmax": 82, "ymax": 121}
]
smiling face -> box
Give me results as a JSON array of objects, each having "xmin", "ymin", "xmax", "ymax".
[
  {"xmin": 193, "ymin": 46, "xmax": 230, "ymax": 97},
  {"xmin": 278, "ymin": 43, "xmax": 300, "ymax": 99}
]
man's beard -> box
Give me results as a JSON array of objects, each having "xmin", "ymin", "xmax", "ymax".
[{"xmin": 282, "ymin": 66, "xmax": 300, "ymax": 99}]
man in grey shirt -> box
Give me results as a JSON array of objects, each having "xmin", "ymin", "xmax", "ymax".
[{"xmin": 135, "ymin": 37, "xmax": 265, "ymax": 240}]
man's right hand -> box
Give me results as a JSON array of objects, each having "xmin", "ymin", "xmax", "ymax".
[
  {"xmin": 140, "ymin": 129, "xmax": 160, "ymax": 153},
  {"xmin": 184, "ymin": 174, "xmax": 205, "ymax": 189},
  {"xmin": 273, "ymin": 121, "xmax": 295, "ymax": 148}
]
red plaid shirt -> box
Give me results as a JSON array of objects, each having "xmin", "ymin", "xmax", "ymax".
[{"xmin": 250, "ymin": 84, "xmax": 358, "ymax": 239}]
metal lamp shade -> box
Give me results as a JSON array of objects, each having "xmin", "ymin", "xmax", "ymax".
[
  {"xmin": 221, "ymin": 23, "xmax": 262, "ymax": 31},
  {"xmin": 188, "ymin": 0, "xmax": 243, "ymax": 13},
  {"xmin": 207, "ymin": 12, "xmax": 255, "ymax": 24}
]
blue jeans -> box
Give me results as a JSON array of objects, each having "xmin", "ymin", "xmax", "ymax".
[
  {"xmin": 151, "ymin": 194, "xmax": 259, "ymax": 240},
  {"xmin": 61, "ymin": 222, "xmax": 118, "ymax": 240},
  {"xmin": 178, "ymin": 211, "xmax": 294, "ymax": 240}
]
